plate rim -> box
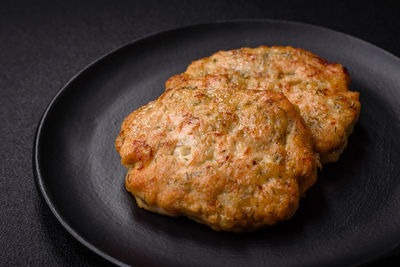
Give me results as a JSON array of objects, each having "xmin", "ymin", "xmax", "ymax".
[{"xmin": 32, "ymin": 18, "xmax": 400, "ymax": 266}]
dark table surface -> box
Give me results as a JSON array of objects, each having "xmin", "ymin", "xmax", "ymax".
[{"xmin": 1, "ymin": 0, "xmax": 400, "ymax": 266}]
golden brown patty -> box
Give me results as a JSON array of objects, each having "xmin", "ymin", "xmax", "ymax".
[
  {"xmin": 183, "ymin": 46, "xmax": 361, "ymax": 164},
  {"xmin": 116, "ymin": 87, "xmax": 318, "ymax": 232}
]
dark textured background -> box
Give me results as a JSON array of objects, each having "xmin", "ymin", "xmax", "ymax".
[{"xmin": 1, "ymin": 0, "xmax": 400, "ymax": 266}]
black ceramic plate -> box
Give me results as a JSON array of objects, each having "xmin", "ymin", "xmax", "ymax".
[{"xmin": 34, "ymin": 20, "xmax": 400, "ymax": 266}]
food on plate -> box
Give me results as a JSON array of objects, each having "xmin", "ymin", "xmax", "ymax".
[
  {"xmin": 115, "ymin": 45, "xmax": 362, "ymax": 231},
  {"xmin": 184, "ymin": 46, "xmax": 361, "ymax": 163},
  {"xmin": 116, "ymin": 86, "xmax": 319, "ymax": 232}
]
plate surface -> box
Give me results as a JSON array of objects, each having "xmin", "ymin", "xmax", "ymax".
[{"xmin": 34, "ymin": 20, "xmax": 400, "ymax": 266}]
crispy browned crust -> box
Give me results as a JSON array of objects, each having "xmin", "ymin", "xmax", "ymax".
[
  {"xmin": 182, "ymin": 46, "xmax": 361, "ymax": 164},
  {"xmin": 116, "ymin": 87, "xmax": 318, "ymax": 232}
]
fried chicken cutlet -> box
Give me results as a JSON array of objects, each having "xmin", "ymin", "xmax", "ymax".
[
  {"xmin": 183, "ymin": 46, "xmax": 361, "ymax": 164},
  {"xmin": 116, "ymin": 87, "xmax": 319, "ymax": 232}
]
